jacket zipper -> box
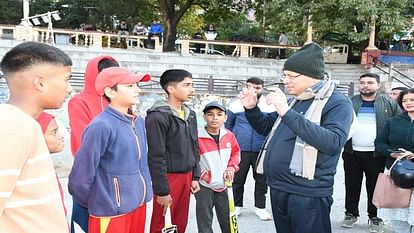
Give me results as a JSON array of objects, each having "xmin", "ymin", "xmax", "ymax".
[
  {"xmin": 131, "ymin": 119, "xmax": 146, "ymax": 205},
  {"xmin": 113, "ymin": 177, "xmax": 121, "ymax": 207}
]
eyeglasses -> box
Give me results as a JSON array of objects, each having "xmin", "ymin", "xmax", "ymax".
[{"xmin": 280, "ymin": 73, "xmax": 302, "ymax": 81}]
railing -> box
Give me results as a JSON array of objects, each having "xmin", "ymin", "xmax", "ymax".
[
  {"xmin": 370, "ymin": 54, "xmax": 413, "ymax": 87},
  {"xmin": 0, "ymin": 24, "xmax": 301, "ymax": 58},
  {"xmin": 178, "ymin": 39, "xmax": 301, "ymax": 58}
]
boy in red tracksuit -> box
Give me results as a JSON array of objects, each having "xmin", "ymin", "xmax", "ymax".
[
  {"xmin": 145, "ymin": 69, "xmax": 200, "ymax": 233},
  {"xmin": 196, "ymin": 101, "xmax": 240, "ymax": 233}
]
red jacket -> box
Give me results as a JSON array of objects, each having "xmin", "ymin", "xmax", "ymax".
[
  {"xmin": 68, "ymin": 55, "xmax": 117, "ymax": 155},
  {"xmin": 198, "ymin": 127, "xmax": 240, "ymax": 192}
]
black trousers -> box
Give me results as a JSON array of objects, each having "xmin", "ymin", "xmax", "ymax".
[
  {"xmin": 233, "ymin": 151, "xmax": 267, "ymax": 208},
  {"xmin": 270, "ymin": 189, "xmax": 333, "ymax": 233},
  {"xmin": 342, "ymin": 151, "xmax": 386, "ymax": 218},
  {"xmin": 195, "ymin": 185, "xmax": 230, "ymax": 233}
]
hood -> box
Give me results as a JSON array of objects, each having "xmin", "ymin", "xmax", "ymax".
[
  {"xmin": 82, "ymin": 55, "xmax": 118, "ymax": 95},
  {"xmin": 147, "ymin": 99, "xmax": 191, "ymax": 120}
]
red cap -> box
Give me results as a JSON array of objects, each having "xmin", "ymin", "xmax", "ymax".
[
  {"xmin": 95, "ymin": 67, "xmax": 151, "ymax": 96},
  {"xmin": 36, "ymin": 112, "xmax": 55, "ymax": 133}
]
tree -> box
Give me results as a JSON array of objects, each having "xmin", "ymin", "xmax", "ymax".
[{"xmin": 159, "ymin": 0, "xmax": 195, "ymax": 51}]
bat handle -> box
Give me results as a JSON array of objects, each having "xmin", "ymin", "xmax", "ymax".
[
  {"xmin": 225, "ymin": 181, "xmax": 232, "ymax": 188},
  {"xmin": 165, "ymin": 204, "xmax": 172, "ymax": 226}
]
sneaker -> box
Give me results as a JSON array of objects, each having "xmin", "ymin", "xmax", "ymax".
[
  {"xmin": 341, "ymin": 213, "xmax": 358, "ymax": 228},
  {"xmin": 254, "ymin": 207, "xmax": 272, "ymax": 221},
  {"xmin": 369, "ymin": 217, "xmax": 385, "ymax": 233},
  {"xmin": 234, "ymin": 206, "xmax": 241, "ymax": 216}
]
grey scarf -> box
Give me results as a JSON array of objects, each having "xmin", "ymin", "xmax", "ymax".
[{"xmin": 256, "ymin": 80, "xmax": 336, "ymax": 180}]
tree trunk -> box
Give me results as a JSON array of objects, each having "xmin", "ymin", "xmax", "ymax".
[
  {"xmin": 163, "ymin": 15, "xmax": 178, "ymax": 51},
  {"xmin": 159, "ymin": 0, "xmax": 194, "ymax": 52}
]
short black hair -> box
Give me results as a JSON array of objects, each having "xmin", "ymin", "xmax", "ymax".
[
  {"xmin": 392, "ymin": 86, "xmax": 408, "ymax": 92},
  {"xmin": 246, "ymin": 77, "xmax": 264, "ymax": 86},
  {"xmin": 0, "ymin": 42, "xmax": 72, "ymax": 78},
  {"xmin": 397, "ymin": 88, "xmax": 414, "ymax": 109},
  {"xmin": 359, "ymin": 73, "xmax": 380, "ymax": 83},
  {"xmin": 159, "ymin": 69, "xmax": 192, "ymax": 94},
  {"xmin": 98, "ymin": 58, "xmax": 119, "ymax": 73}
]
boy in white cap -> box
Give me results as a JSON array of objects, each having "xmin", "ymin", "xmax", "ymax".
[{"xmin": 68, "ymin": 67, "xmax": 152, "ymax": 233}]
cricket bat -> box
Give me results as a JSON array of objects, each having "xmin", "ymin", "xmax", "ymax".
[
  {"xmin": 226, "ymin": 181, "xmax": 239, "ymax": 233},
  {"xmin": 162, "ymin": 205, "xmax": 178, "ymax": 233}
]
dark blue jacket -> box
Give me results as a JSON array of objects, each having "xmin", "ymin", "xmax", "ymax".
[
  {"xmin": 245, "ymin": 91, "xmax": 353, "ymax": 197},
  {"xmin": 225, "ymin": 98, "xmax": 274, "ymax": 152},
  {"xmin": 375, "ymin": 112, "xmax": 414, "ymax": 169},
  {"xmin": 68, "ymin": 106, "xmax": 152, "ymax": 217}
]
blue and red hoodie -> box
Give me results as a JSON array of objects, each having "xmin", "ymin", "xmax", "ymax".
[{"xmin": 68, "ymin": 55, "xmax": 117, "ymax": 156}]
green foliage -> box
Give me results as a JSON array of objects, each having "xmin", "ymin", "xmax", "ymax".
[
  {"xmin": 0, "ymin": 0, "xmax": 22, "ymax": 24},
  {"xmin": 0, "ymin": 0, "xmax": 412, "ymax": 52}
]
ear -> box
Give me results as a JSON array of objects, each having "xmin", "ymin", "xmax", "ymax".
[
  {"xmin": 103, "ymin": 87, "xmax": 116, "ymax": 99},
  {"xmin": 166, "ymin": 85, "xmax": 175, "ymax": 94},
  {"xmin": 33, "ymin": 76, "xmax": 45, "ymax": 92}
]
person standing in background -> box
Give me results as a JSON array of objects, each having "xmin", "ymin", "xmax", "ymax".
[
  {"xmin": 204, "ymin": 24, "xmax": 217, "ymax": 54},
  {"xmin": 225, "ymin": 77, "xmax": 273, "ymax": 221},
  {"xmin": 375, "ymin": 88, "xmax": 414, "ymax": 233},
  {"xmin": 278, "ymin": 32, "xmax": 289, "ymax": 59},
  {"xmin": 341, "ymin": 72, "xmax": 401, "ymax": 233}
]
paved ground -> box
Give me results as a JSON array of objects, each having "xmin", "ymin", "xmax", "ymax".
[{"xmin": 53, "ymin": 126, "xmax": 393, "ymax": 233}]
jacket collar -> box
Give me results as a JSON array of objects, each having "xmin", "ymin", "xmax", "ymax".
[
  {"xmin": 199, "ymin": 126, "xmax": 228, "ymax": 139},
  {"xmin": 105, "ymin": 105, "xmax": 135, "ymax": 123}
]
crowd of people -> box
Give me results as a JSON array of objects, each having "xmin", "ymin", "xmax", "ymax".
[{"xmin": 0, "ymin": 40, "xmax": 413, "ymax": 233}]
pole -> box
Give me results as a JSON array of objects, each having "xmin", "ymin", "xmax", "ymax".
[
  {"xmin": 365, "ymin": 16, "xmax": 378, "ymax": 50},
  {"xmin": 262, "ymin": 0, "xmax": 266, "ymax": 38},
  {"xmin": 23, "ymin": 0, "xmax": 29, "ymax": 19},
  {"xmin": 305, "ymin": 14, "xmax": 313, "ymax": 44}
]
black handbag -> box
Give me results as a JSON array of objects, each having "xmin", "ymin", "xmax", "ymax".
[{"xmin": 391, "ymin": 156, "xmax": 414, "ymax": 189}]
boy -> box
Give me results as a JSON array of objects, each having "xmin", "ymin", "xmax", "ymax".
[
  {"xmin": 145, "ymin": 69, "xmax": 200, "ymax": 233},
  {"xmin": 0, "ymin": 41, "xmax": 72, "ymax": 232},
  {"xmin": 68, "ymin": 67, "xmax": 153, "ymax": 233},
  {"xmin": 196, "ymin": 101, "xmax": 240, "ymax": 233},
  {"xmin": 37, "ymin": 112, "xmax": 67, "ymax": 215},
  {"xmin": 68, "ymin": 55, "xmax": 119, "ymax": 232}
]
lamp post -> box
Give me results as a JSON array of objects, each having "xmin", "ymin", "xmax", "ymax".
[{"xmin": 23, "ymin": 0, "xmax": 29, "ymax": 20}]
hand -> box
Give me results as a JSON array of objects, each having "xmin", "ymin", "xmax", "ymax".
[
  {"xmin": 223, "ymin": 169, "xmax": 235, "ymax": 182},
  {"xmin": 265, "ymin": 87, "xmax": 290, "ymax": 116},
  {"xmin": 190, "ymin": 180, "xmax": 200, "ymax": 194},
  {"xmin": 156, "ymin": 194, "xmax": 172, "ymax": 215},
  {"xmin": 201, "ymin": 171, "xmax": 211, "ymax": 183},
  {"xmin": 239, "ymin": 87, "xmax": 258, "ymax": 109},
  {"xmin": 391, "ymin": 152, "xmax": 405, "ymax": 159}
]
